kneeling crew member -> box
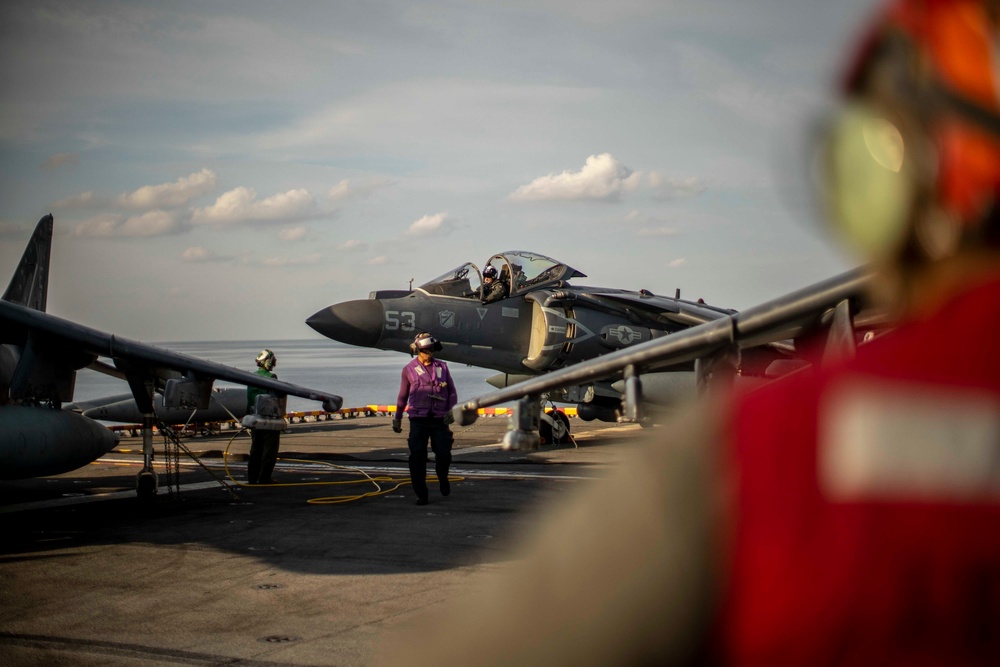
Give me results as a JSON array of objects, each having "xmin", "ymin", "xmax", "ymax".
[{"xmin": 393, "ymin": 332, "xmax": 458, "ymax": 505}]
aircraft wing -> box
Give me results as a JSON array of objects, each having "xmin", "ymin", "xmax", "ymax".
[
  {"xmin": 538, "ymin": 286, "xmax": 733, "ymax": 329},
  {"xmin": 452, "ymin": 267, "xmax": 874, "ymax": 424},
  {"xmin": 1, "ymin": 214, "xmax": 341, "ymax": 483},
  {"xmin": 1, "ymin": 300, "xmax": 343, "ymax": 413}
]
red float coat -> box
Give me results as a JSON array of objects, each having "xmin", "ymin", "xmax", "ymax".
[{"xmin": 720, "ymin": 273, "xmax": 1000, "ymax": 666}]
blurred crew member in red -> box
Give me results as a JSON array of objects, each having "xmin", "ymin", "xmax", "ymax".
[{"xmin": 375, "ymin": 1, "xmax": 1000, "ymax": 665}]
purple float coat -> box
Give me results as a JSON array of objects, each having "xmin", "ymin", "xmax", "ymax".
[{"xmin": 396, "ymin": 357, "xmax": 458, "ymax": 418}]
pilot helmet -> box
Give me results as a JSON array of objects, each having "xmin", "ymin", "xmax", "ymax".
[
  {"xmin": 256, "ymin": 348, "xmax": 277, "ymax": 371},
  {"xmin": 483, "ymin": 266, "xmax": 498, "ymax": 281},
  {"xmin": 819, "ymin": 0, "xmax": 1000, "ymax": 264},
  {"xmin": 410, "ymin": 332, "xmax": 443, "ymax": 355}
]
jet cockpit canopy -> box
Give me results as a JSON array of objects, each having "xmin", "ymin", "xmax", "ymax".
[{"xmin": 417, "ymin": 251, "xmax": 586, "ymax": 301}]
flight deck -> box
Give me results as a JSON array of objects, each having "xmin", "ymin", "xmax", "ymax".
[{"xmin": 1, "ymin": 414, "xmax": 643, "ymax": 666}]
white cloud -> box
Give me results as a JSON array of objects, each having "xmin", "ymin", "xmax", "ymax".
[
  {"xmin": 337, "ymin": 239, "xmax": 369, "ymax": 252},
  {"xmin": 327, "ymin": 178, "xmax": 392, "ymax": 202},
  {"xmin": 53, "ymin": 190, "xmax": 104, "ymax": 210},
  {"xmin": 73, "ymin": 213, "xmax": 123, "ymax": 237},
  {"xmin": 279, "ymin": 226, "xmax": 308, "ymax": 241},
  {"xmin": 53, "ymin": 171, "xmax": 217, "ymax": 213},
  {"xmin": 180, "ymin": 245, "xmax": 244, "ymax": 263},
  {"xmin": 405, "ymin": 212, "xmax": 454, "ymax": 237},
  {"xmin": 73, "ymin": 210, "xmax": 183, "ymax": 237},
  {"xmin": 180, "ymin": 246, "xmax": 216, "ymax": 262},
  {"xmin": 367, "ymin": 256, "xmax": 387, "ymax": 265},
  {"xmin": 669, "ymin": 258, "xmax": 687, "ymax": 268},
  {"xmin": 191, "ymin": 186, "xmax": 317, "ymax": 225},
  {"xmin": 510, "ymin": 153, "xmax": 642, "ymax": 202},
  {"xmin": 118, "ymin": 169, "xmax": 217, "ymax": 210},
  {"xmin": 120, "ymin": 210, "xmax": 182, "ymax": 237}
]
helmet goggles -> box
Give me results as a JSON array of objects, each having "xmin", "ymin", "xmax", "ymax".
[{"xmin": 817, "ymin": 0, "xmax": 1000, "ymax": 260}]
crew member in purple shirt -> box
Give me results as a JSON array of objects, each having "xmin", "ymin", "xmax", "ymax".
[{"xmin": 392, "ymin": 332, "xmax": 459, "ymax": 505}]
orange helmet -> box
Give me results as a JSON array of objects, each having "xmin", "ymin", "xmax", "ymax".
[{"xmin": 821, "ymin": 0, "xmax": 1000, "ymax": 261}]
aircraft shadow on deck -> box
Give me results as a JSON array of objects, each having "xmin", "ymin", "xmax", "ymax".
[{"xmin": 0, "ymin": 467, "xmax": 561, "ymax": 575}]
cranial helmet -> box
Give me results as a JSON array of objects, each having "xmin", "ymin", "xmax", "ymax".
[
  {"xmin": 256, "ymin": 348, "xmax": 276, "ymax": 371},
  {"xmin": 820, "ymin": 0, "xmax": 1000, "ymax": 262},
  {"xmin": 483, "ymin": 266, "xmax": 498, "ymax": 280},
  {"xmin": 410, "ymin": 332, "xmax": 443, "ymax": 354}
]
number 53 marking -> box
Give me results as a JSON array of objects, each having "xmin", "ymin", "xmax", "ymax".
[{"xmin": 385, "ymin": 310, "xmax": 416, "ymax": 331}]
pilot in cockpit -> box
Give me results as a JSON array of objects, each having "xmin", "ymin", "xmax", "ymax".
[{"xmin": 480, "ymin": 265, "xmax": 509, "ymax": 304}]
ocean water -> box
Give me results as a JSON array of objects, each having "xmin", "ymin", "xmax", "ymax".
[{"xmin": 72, "ymin": 339, "xmax": 500, "ymax": 413}]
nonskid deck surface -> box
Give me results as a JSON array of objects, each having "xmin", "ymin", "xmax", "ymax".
[{"xmin": 0, "ymin": 415, "xmax": 643, "ymax": 667}]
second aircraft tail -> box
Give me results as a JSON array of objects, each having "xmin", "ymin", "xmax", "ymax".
[{"xmin": 2, "ymin": 214, "xmax": 53, "ymax": 312}]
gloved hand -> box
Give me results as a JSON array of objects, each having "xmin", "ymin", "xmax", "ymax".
[
  {"xmin": 392, "ymin": 418, "xmax": 402, "ymax": 433},
  {"xmin": 442, "ymin": 411, "xmax": 455, "ymax": 426}
]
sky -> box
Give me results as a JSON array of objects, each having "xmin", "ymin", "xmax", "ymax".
[{"xmin": 0, "ymin": 0, "xmax": 879, "ymax": 342}]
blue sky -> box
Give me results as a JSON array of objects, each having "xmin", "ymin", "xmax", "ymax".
[{"xmin": 0, "ymin": 0, "xmax": 877, "ymax": 342}]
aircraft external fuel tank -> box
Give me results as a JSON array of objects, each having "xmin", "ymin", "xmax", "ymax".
[{"xmin": 0, "ymin": 406, "xmax": 119, "ymax": 479}]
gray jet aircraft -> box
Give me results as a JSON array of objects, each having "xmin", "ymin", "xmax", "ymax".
[
  {"xmin": 1, "ymin": 215, "xmax": 343, "ymax": 495},
  {"xmin": 448, "ymin": 267, "xmax": 878, "ymax": 450},
  {"xmin": 306, "ymin": 250, "xmax": 805, "ymax": 437}
]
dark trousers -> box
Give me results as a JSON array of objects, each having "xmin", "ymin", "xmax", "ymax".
[
  {"xmin": 248, "ymin": 429, "xmax": 280, "ymax": 484},
  {"xmin": 407, "ymin": 417, "xmax": 453, "ymax": 499}
]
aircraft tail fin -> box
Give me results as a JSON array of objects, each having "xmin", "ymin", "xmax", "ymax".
[{"xmin": 2, "ymin": 214, "xmax": 53, "ymax": 311}]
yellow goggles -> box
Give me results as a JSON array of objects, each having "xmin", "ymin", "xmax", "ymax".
[{"xmin": 820, "ymin": 101, "xmax": 917, "ymax": 260}]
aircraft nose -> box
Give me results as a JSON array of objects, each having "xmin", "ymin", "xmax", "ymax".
[{"xmin": 307, "ymin": 299, "xmax": 384, "ymax": 347}]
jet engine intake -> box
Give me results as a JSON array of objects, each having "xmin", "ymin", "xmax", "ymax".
[{"xmin": 523, "ymin": 293, "xmax": 570, "ymax": 372}]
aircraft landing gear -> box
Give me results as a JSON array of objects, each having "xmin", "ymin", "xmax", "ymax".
[
  {"xmin": 502, "ymin": 396, "xmax": 542, "ymax": 451},
  {"xmin": 136, "ymin": 469, "xmax": 158, "ymax": 500},
  {"xmin": 136, "ymin": 411, "xmax": 158, "ymax": 501},
  {"xmin": 540, "ymin": 408, "xmax": 571, "ymax": 445}
]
